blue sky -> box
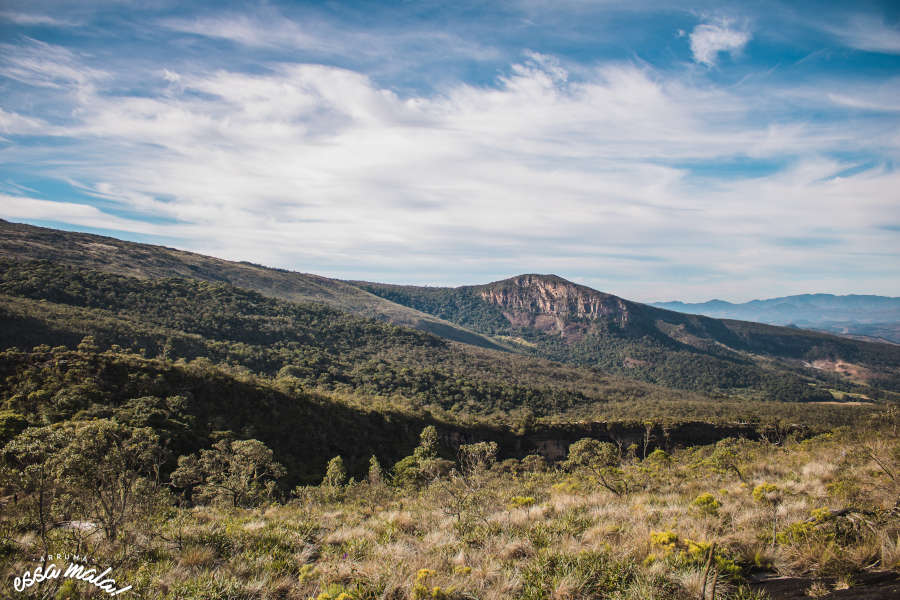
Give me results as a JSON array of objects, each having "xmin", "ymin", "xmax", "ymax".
[{"xmin": 1, "ymin": 0, "xmax": 899, "ymax": 302}]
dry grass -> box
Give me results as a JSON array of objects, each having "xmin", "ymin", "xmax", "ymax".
[
  {"xmin": 177, "ymin": 545, "xmax": 217, "ymax": 569},
  {"xmin": 1, "ymin": 425, "xmax": 897, "ymax": 599}
]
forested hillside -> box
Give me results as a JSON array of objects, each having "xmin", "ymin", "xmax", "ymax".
[
  {"xmin": 355, "ymin": 276, "xmax": 900, "ymax": 396},
  {"xmin": 4, "ymin": 219, "xmax": 898, "ymax": 400},
  {"xmin": 0, "ymin": 219, "xmax": 504, "ymax": 350},
  {"xmin": 0, "ymin": 259, "xmax": 718, "ymax": 422}
]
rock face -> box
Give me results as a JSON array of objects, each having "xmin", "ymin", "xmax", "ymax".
[{"xmin": 476, "ymin": 274, "xmax": 632, "ymax": 337}]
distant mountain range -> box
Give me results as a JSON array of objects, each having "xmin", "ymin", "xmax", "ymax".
[{"xmin": 651, "ymin": 295, "xmax": 900, "ymax": 344}]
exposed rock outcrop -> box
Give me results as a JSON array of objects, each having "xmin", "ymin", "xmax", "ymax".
[{"xmin": 476, "ymin": 274, "xmax": 631, "ymax": 337}]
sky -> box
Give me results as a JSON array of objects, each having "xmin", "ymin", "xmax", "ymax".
[{"xmin": 0, "ymin": 1, "xmax": 899, "ymax": 303}]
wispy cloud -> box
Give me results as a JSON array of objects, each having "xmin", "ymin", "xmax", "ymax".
[
  {"xmin": 161, "ymin": 12, "xmax": 502, "ymax": 68},
  {"xmin": 0, "ymin": 37, "xmax": 106, "ymax": 90},
  {"xmin": 824, "ymin": 15, "xmax": 900, "ymax": 54},
  {"xmin": 161, "ymin": 13, "xmax": 333, "ymax": 52},
  {"xmin": 827, "ymin": 92, "xmax": 900, "ymax": 113},
  {"xmin": 0, "ymin": 194, "xmax": 167, "ymax": 235},
  {"xmin": 0, "ymin": 107, "xmax": 48, "ymax": 136},
  {"xmin": 0, "ymin": 11, "xmax": 77, "ymax": 27}
]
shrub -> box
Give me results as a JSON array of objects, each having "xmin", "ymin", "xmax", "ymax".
[
  {"xmin": 509, "ymin": 495, "xmax": 536, "ymax": 509},
  {"xmin": 563, "ymin": 438, "xmax": 627, "ymax": 496},
  {"xmin": 647, "ymin": 531, "xmax": 742, "ymax": 579},
  {"xmin": 323, "ymin": 456, "xmax": 348, "ymax": 488},
  {"xmin": 692, "ymin": 492, "xmax": 722, "ymax": 516}
]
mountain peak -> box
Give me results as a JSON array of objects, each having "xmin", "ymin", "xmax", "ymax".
[
  {"xmin": 476, "ymin": 273, "xmax": 630, "ymax": 335},
  {"xmin": 484, "ymin": 273, "xmax": 572, "ymax": 287},
  {"xmin": 485, "ymin": 273, "xmax": 611, "ymax": 294}
]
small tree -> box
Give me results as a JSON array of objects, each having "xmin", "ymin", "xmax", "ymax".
[
  {"xmin": 393, "ymin": 425, "xmax": 449, "ymax": 488},
  {"xmin": 435, "ymin": 441, "xmax": 498, "ymax": 527},
  {"xmin": 367, "ymin": 455, "xmax": 383, "ymax": 486},
  {"xmin": 1, "ymin": 424, "xmax": 70, "ymax": 555},
  {"xmin": 171, "ymin": 438, "xmax": 285, "ymax": 508},
  {"xmin": 642, "ymin": 421, "xmax": 655, "ymax": 460},
  {"xmin": 415, "ymin": 426, "xmax": 439, "ymax": 461},
  {"xmin": 56, "ymin": 420, "xmax": 164, "ymax": 541},
  {"xmin": 521, "ymin": 454, "xmax": 547, "ymax": 473},
  {"xmin": 323, "ymin": 455, "xmax": 347, "ymax": 488},
  {"xmin": 707, "ymin": 438, "xmax": 749, "ymax": 484},
  {"xmin": 563, "ymin": 438, "xmax": 627, "ymax": 496},
  {"xmin": 458, "ymin": 441, "xmax": 498, "ymax": 479}
]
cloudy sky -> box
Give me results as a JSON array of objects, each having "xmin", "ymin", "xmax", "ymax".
[{"xmin": 1, "ymin": 0, "xmax": 899, "ymax": 302}]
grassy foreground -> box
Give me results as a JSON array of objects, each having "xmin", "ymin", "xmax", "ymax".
[{"xmin": 2, "ymin": 414, "xmax": 898, "ymax": 600}]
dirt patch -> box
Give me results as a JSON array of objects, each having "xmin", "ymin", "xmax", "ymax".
[{"xmin": 809, "ymin": 359, "xmax": 874, "ymax": 383}]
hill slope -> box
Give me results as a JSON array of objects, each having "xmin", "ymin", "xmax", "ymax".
[
  {"xmin": 3, "ymin": 257, "xmax": 880, "ymax": 487},
  {"xmin": 0, "ymin": 219, "xmax": 505, "ymax": 350}
]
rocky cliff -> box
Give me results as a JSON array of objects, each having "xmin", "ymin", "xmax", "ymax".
[{"xmin": 475, "ymin": 274, "xmax": 632, "ymax": 336}]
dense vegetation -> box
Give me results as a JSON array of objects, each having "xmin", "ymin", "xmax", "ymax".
[
  {"xmin": 353, "ymin": 282, "xmax": 513, "ymax": 335},
  {"xmin": 4, "ymin": 219, "xmax": 897, "ymax": 397}
]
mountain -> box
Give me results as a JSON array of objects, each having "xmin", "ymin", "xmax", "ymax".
[
  {"xmin": 2, "ymin": 219, "xmax": 899, "ymax": 406},
  {"xmin": 0, "ymin": 219, "xmax": 504, "ymax": 351},
  {"xmin": 354, "ymin": 274, "xmax": 900, "ymax": 396},
  {"xmin": 3, "ymin": 258, "xmax": 860, "ymax": 484},
  {"xmin": 3, "ymin": 257, "xmax": 702, "ymax": 422},
  {"xmin": 652, "ymin": 294, "xmax": 900, "ymax": 344},
  {"xmin": 1, "ymin": 221, "xmax": 897, "ymax": 484}
]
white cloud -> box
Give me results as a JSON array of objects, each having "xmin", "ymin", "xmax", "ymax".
[
  {"xmin": 825, "ymin": 16, "xmax": 900, "ymax": 54},
  {"xmin": 0, "ymin": 107, "xmax": 47, "ymax": 135},
  {"xmin": 0, "ymin": 11, "xmax": 76, "ymax": 27},
  {"xmin": 161, "ymin": 13, "xmax": 501, "ymax": 66},
  {"xmin": 689, "ymin": 19, "xmax": 751, "ymax": 67},
  {"xmin": 0, "ymin": 194, "xmax": 166, "ymax": 235},
  {"xmin": 827, "ymin": 92, "xmax": 900, "ymax": 113},
  {"xmin": 162, "ymin": 14, "xmax": 331, "ymax": 52},
  {"xmin": 0, "ymin": 36, "xmax": 898, "ymax": 301}
]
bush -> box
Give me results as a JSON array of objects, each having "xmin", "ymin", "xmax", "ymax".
[{"xmin": 692, "ymin": 492, "xmax": 722, "ymax": 516}]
